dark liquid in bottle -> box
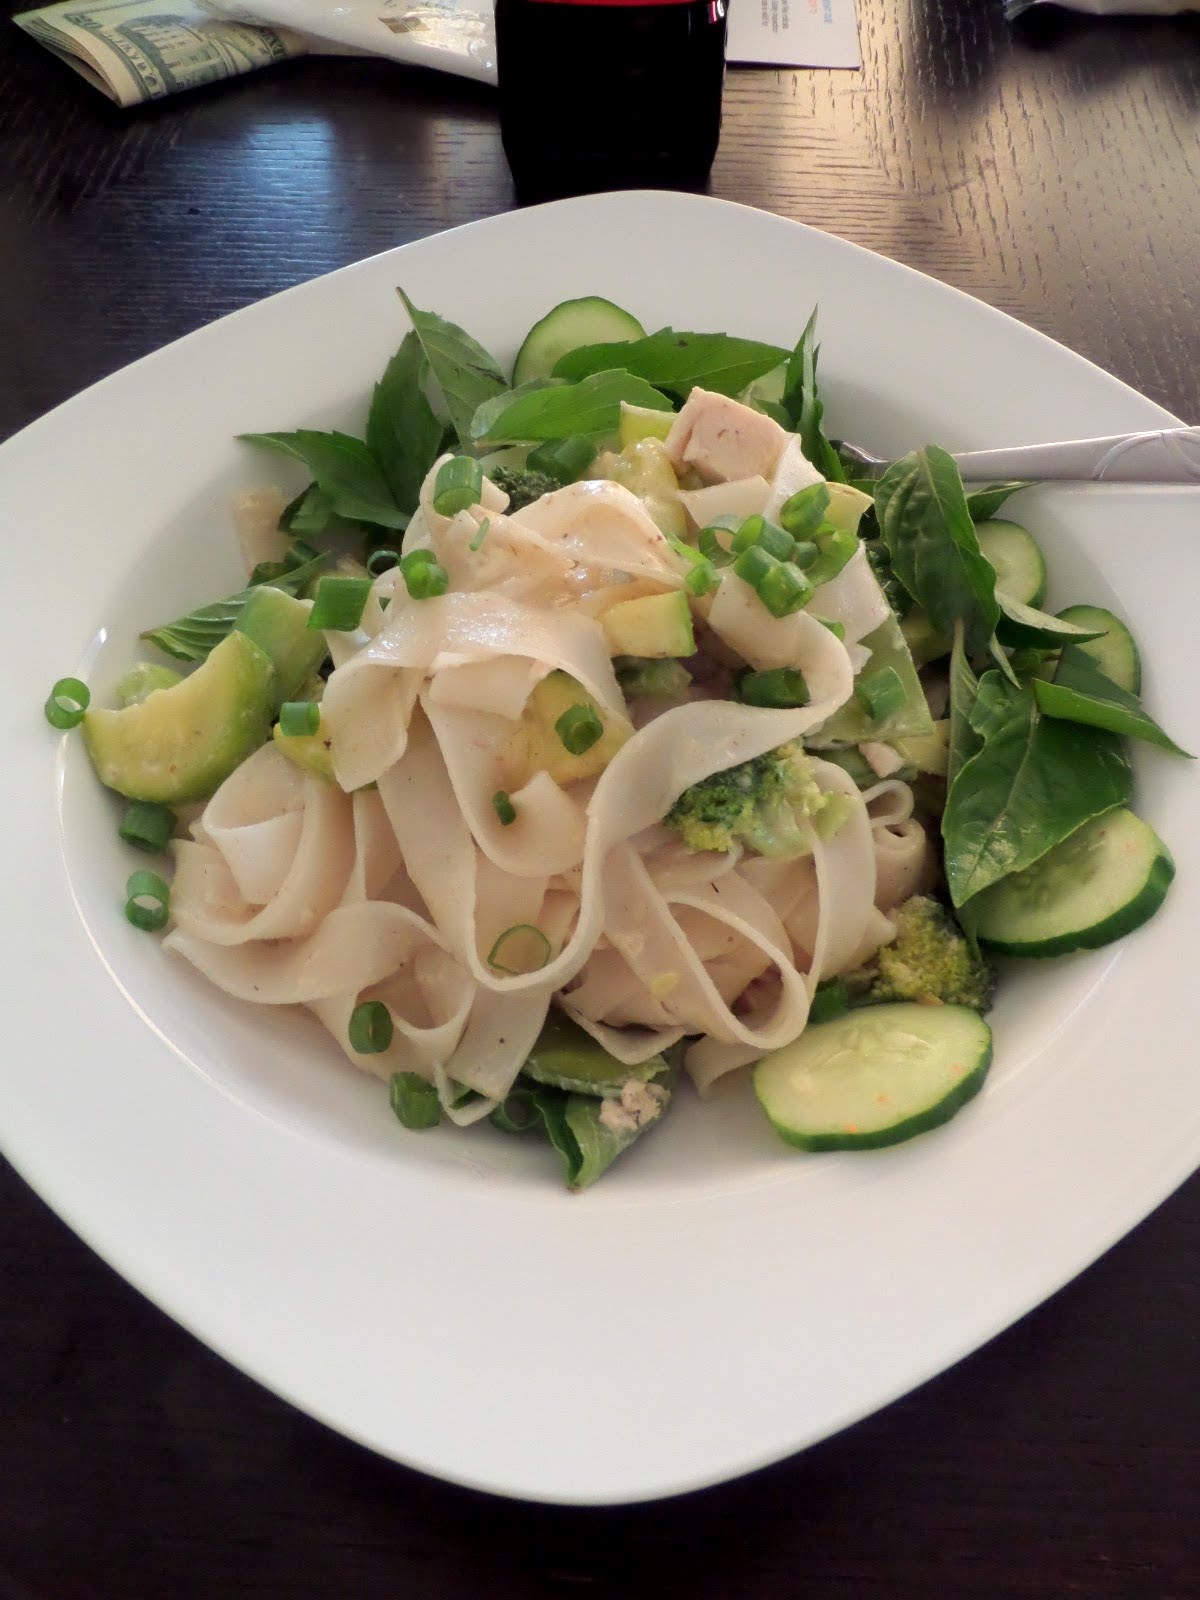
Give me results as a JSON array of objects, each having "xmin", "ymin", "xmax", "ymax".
[{"xmin": 495, "ymin": 0, "xmax": 728, "ymax": 203}]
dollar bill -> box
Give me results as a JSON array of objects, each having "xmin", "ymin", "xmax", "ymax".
[{"xmin": 14, "ymin": 0, "xmax": 308, "ymax": 105}]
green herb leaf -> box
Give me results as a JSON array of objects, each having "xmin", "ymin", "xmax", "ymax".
[
  {"xmin": 966, "ymin": 482, "xmax": 1031, "ymax": 522},
  {"xmin": 875, "ymin": 446, "xmax": 1000, "ymax": 655},
  {"xmin": 366, "ymin": 330, "xmax": 445, "ymax": 512},
  {"xmin": 552, "ymin": 329, "xmax": 788, "ymax": 398},
  {"xmin": 520, "ymin": 1078, "xmax": 671, "ymax": 1190},
  {"xmin": 994, "ymin": 591, "xmax": 1109, "ymax": 650},
  {"xmin": 947, "ymin": 621, "xmax": 982, "ymax": 789},
  {"xmin": 781, "ymin": 309, "xmax": 846, "ymax": 482},
  {"xmin": 140, "ymin": 554, "xmax": 329, "ymax": 663},
  {"xmin": 470, "ymin": 369, "xmax": 673, "ymax": 446},
  {"xmin": 1034, "ymin": 646, "xmax": 1193, "ymax": 757},
  {"xmin": 239, "ymin": 430, "xmax": 409, "ymax": 530},
  {"xmin": 397, "ymin": 288, "xmax": 508, "ymax": 446},
  {"xmin": 942, "ymin": 679, "xmax": 1133, "ymax": 908}
]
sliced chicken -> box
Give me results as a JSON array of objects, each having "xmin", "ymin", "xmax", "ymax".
[{"xmin": 664, "ymin": 388, "xmax": 790, "ymax": 484}]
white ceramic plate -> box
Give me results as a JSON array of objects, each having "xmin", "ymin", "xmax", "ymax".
[{"xmin": 5, "ymin": 192, "xmax": 1199, "ymax": 1505}]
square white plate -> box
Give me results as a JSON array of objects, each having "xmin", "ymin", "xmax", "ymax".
[{"xmin": 5, "ymin": 191, "xmax": 1199, "ymax": 1504}]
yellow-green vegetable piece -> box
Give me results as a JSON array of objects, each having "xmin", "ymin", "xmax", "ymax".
[
  {"xmin": 504, "ymin": 670, "xmax": 629, "ymax": 788},
  {"xmin": 84, "ymin": 631, "xmax": 275, "ymax": 804},
  {"xmin": 601, "ymin": 590, "xmax": 695, "ymax": 659}
]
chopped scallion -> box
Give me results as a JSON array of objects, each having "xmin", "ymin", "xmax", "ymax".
[
  {"xmin": 366, "ymin": 548, "xmax": 400, "ymax": 576},
  {"xmin": 469, "ymin": 516, "xmax": 491, "ymax": 552},
  {"xmin": 492, "ymin": 789, "xmax": 517, "ymax": 826},
  {"xmin": 124, "ymin": 869, "xmax": 170, "ymax": 932},
  {"xmin": 432, "ymin": 455, "xmax": 484, "ymax": 517},
  {"xmin": 757, "ymin": 562, "xmax": 814, "ymax": 617},
  {"xmin": 732, "ymin": 545, "xmax": 776, "ymax": 589},
  {"xmin": 119, "ymin": 801, "xmax": 175, "ymax": 854},
  {"xmin": 307, "ymin": 576, "xmax": 372, "ymax": 632},
  {"xmin": 732, "ymin": 515, "xmax": 793, "ymax": 561},
  {"xmin": 400, "ymin": 550, "xmax": 450, "ymax": 600},
  {"xmin": 698, "ymin": 518, "xmax": 739, "ymax": 567},
  {"xmin": 486, "ymin": 923, "xmax": 552, "ymax": 975},
  {"xmin": 817, "ymin": 617, "xmax": 846, "ymax": 639},
  {"xmin": 44, "ymin": 677, "xmax": 90, "ymax": 730},
  {"xmin": 789, "ymin": 539, "xmax": 819, "ymax": 569},
  {"xmin": 685, "ymin": 559, "xmax": 720, "ymax": 597},
  {"xmin": 389, "ymin": 1071, "xmax": 441, "ymax": 1130},
  {"xmin": 349, "ymin": 999, "xmax": 393, "ymax": 1054},
  {"xmin": 555, "ymin": 701, "xmax": 603, "ymax": 756},
  {"xmin": 809, "ymin": 978, "xmax": 851, "ymax": 1024},
  {"xmin": 279, "ymin": 700, "xmax": 321, "ymax": 737},
  {"xmin": 737, "ymin": 668, "xmax": 811, "ymax": 708},
  {"xmin": 779, "ymin": 483, "xmax": 831, "ymax": 537},
  {"xmin": 856, "ymin": 665, "xmax": 907, "ymax": 721},
  {"xmin": 490, "ymin": 1089, "xmax": 541, "ymax": 1134},
  {"xmin": 807, "ymin": 526, "xmax": 858, "ymax": 588}
]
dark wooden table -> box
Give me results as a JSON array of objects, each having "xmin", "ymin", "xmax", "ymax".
[{"xmin": 3, "ymin": 2, "xmax": 1200, "ymax": 1594}]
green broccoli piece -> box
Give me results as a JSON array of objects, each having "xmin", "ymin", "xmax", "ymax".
[
  {"xmin": 867, "ymin": 895, "xmax": 994, "ymax": 1011},
  {"xmin": 489, "ymin": 465, "xmax": 561, "ymax": 513},
  {"xmin": 665, "ymin": 741, "xmax": 851, "ymax": 858}
]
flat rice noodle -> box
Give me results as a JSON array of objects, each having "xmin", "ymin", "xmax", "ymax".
[{"xmin": 511, "ymin": 479, "xmax": 686, "ymax": 592}]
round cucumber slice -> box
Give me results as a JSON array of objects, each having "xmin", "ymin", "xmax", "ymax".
[
  {"xmin": 1055, "ymin": 604, "xmax": 1141, "ymax": 694},
  {"xmin": 753, "ymin": 1003, "xmax": 992, "ymax": 1152},
  {"xmin": 977, "ymin": 519, "xmax": 1047, "ymax": 608},
  {"xmin": 512, "ymin": 296, "xmax": 646, "ymax": 386},
  {"xmin": 972, "ymin": 808, "xmax": 1173, "ymax": 957}
]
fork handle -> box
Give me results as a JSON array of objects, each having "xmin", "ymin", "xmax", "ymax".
[{"xmin": 952, "ymin": 427, "xmax": 1200, "ymax": 483}]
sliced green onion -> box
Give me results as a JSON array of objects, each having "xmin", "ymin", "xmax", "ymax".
[
  {"xmin": 366, "ymin": 548, "xmax": 400, "ymax": 576},
  {"xmin": 400, "ymin": 551, "xmax": 450, "ymax": 600},
  {"xmin": 124, "ymin": 869, "xmax": 170, "ymax": 932},
  {"xmin": 817, "ymin": 617, "xmax": 846, "ymax": 640},
  {"xmin": 757, "ymin": 562, "xmax": 814, "ymax": 618},
  {"xmin": 733, "ymin": 545, "xmax": 776, "ymax": 589},
  {"xmin": 809, "ymin": 977, "xmax": 850, "ymax": 1024},
  {"xmin": 555, "ymin": 701, "xmax": 604, "ymax": 756},
  {"xmin": 490, "ymin": 1088, "xmax": 541, "ymax": 1134},
  {"xmin": 779, "ymin": 483, "xmax": 831, "ymax": 537},
  {"xmin": 307, "ymin": 576, "xmax": 372, "ymax": 632},
  {"xmin": 807, "ymin": 526, "xmax": 858, "ymax": 588},
  {"xmin": 737, "ymin": 668, "xmax": 811, "ymax": 708},
  {"xmin": 349, "ymin": 999, "xmax": 393, "ymax": 1054},
  {"xmin": 698, "ymin": 517, "xmax": 739, "ymax": 566},
  {"xmin": 119, "ymin": 801, "xmax": 175, "ymax": 854},
  {"xmin": 732, "ymin": 515, "xmax": 793, "ymax": 561},
  {"xmin": 469, "ymin": 516, "xmax": 491, "ymax": 552},
  {"xmin": 487, "ymin": 923, "xmax": 552, "ymax": 975},
  {"xmin": 492, "ymin": 789, "xmax": 517, "ymax": 826},
  {"xmin": 685, "ymin": 560, "xmax": 720, "ymax": 597},
  {"xmin": 433, "ymin": 455, "xmax": 485, "ymax": 516},
  {"xmin": 856, "ymin": 665, "xmax": 907, "ymax": 721},
  {"xmin": 279, "ymin": 700, "xmax": 321, "ymax": 737},
  {"xmin": 44, "ymin": 677, "xmax": 90, "ymax": 729},
  {"xmin": 528, "ymin": 434, "xmax": 595, "ymax": 483},
  {"xmin": 389, "ymin": 1070, "xmax": 441, "ymax": 1130},
  {"xmin": 789, "ymin": 539, "xmax": 819, "ymax": 569}
]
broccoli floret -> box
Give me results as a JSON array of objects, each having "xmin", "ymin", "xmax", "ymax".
[
  {"xmin": 489, "ymin": 465, "xmax": 561, "ymax": 513},
  {"xmin": 867, "ymin": 895, "xmax": 994, "ymax": 1011},
  {"xmin": 665, "ymin": 741, "xmax": 851, "ymax": 858}
]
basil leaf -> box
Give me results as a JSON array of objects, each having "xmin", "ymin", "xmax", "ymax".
[
  {"xmin": 514, "ymin": 1076, "xmax": 671, "ymax": 1190},
  {"xmin": 994, "ymin": 591, "xmax": 1109, "ymax": 649},
  {"xmin": 968, "ymin": 669, "xmax": 1020, "ymax": 740},
  {"xmin": 967, "ymin": 482, "xmax": 1031, "ymax": 522},
  {"xmin": 397, "ymin": 289, "xmax": 507, "ymax": 446},
  {"xmin": 875, "ymin": 446, "xmax": 1000, "ymax": 655},
  {"xmin": 947, "ymin": 622, "xmax": 982, "ymax": 789},
  {"xmin": 552, "ymin": 329, "xmax": 788, "ymax": 398},
  {"xmin": 238, "ymin": 430, "xmax": 409, "ymax": 530},
  {"xmin": 468, "ymin": 377, "xmax": 563, "ymax": 444},
  {"xmin": 942, "ymin": 683, "xmax": 1133, "ymax": 908},
  {"xmin": 365, "ymin": 330, "xmax": 445, "ymax": 512},
  {"xmin": 470, "ymin": 369, "xmax": 673, "ymax": 446},
  {"xmin": 781, "ymin": 309, "xmax": 846, "ymax": 482},
  {"xmin": 1035, "ymin": 646, "xmax": 1193, "ymax": 757},
  {"xmin": 141, "ymin": 555, "xmax": 329, "ymax": 662}
]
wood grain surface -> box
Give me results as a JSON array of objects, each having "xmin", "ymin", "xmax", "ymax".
[{"xmin": 2, "ymin": 0, "xmax": 1200, "ymax": 1593}]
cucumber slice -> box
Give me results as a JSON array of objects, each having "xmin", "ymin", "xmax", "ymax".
[
  {"xmin": 972, "ymin": 808, "xmax": 1173, "ymax": 956},
  {"xmin": 977, "ymin": 519, "xmax": 1047, "ymax": 608},
  {"xmin": 753, "ymin": 1003, "xmax": 992, "ymax": 1151},
  {"xmin": 1055, "ymin": 604, "xmax": 1141, "ymax": 694},
  {"xmin": 512, "ymin": 297, "xmax": 646, "ymax": 386}
]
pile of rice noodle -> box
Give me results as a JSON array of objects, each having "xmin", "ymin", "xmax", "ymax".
[{"xmin": 167, "ymin": 451, "xmax": 933, "ymax": 1123}]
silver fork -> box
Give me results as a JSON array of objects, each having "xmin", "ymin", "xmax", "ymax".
[{"xmin": 837, "ymin": 426, "xmax": 1200, "ymax": 483}]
